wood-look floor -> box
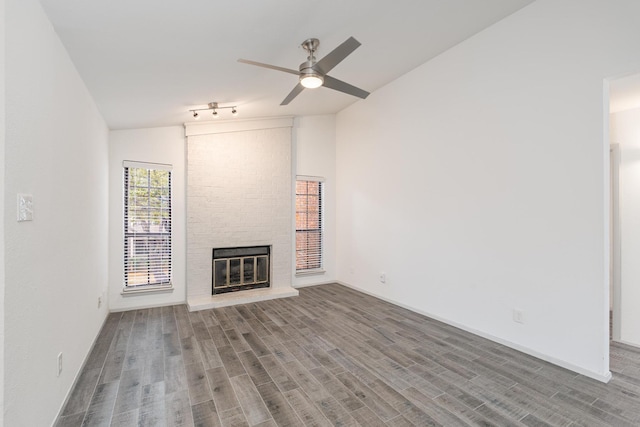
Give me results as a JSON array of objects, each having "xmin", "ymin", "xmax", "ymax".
[{"xmin": 56, "ymin": 283, "xmax": 640, "ymax": 427}]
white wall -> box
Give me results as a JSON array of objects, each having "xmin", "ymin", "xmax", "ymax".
[
  {"xmin": 5, "ymin": 0, "xmax": 109, "ymax": 424},
  {"xmin": 336, "ymin": 0, "xmax": 640, "ymax": 381},
  {"xmin": 610, "ymin": 107, "xmax": 640, "ymax": 346},
  {"xmin": 293, "ymin": 115, "xmax": 337, "ymax": 287},
  {"xmin": 0, "ymin": 0, "xmax": 6, "ymax": 424},
  {"xmin": 109, "ymin": 126, "xmax": 186, "ymax": 311}
]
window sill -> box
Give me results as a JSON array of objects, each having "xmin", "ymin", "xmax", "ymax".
[
  {"xmin": 295, "ymin": 269, "xmax": 325, "ymax": 277},
  {"xmin": 121, "ymin": 285, "xmax": 174, "ymax": 296}
]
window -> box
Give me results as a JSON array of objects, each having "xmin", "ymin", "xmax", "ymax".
[
  {"xmin": 296, "ymin": 177, "xmax": 324, "ymax": 273},
  {"xmin": 123, "ymin": 161, "xmax": 172, "ymax": 289}
]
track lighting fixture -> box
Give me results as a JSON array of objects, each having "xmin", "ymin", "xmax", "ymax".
[{"xmin": 189, "ymin": 102, "xmax": 238, "ymax": 119}]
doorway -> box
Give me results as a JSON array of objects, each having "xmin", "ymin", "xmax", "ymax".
[{"xmin": 608, "ymin": 71, "xmax": 640, "ymax": 347}]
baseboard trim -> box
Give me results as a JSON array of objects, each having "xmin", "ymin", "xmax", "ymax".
[
  {"xmin": 335, "ymin": 280, "xmax": 612, "ymax": 383},
  {"xmin": 109, "ymin": 300, "xmax": 183, "ymax": 313},
  {"xmin": 293, "ymin": 280, "xmax": 336, "ymax": 289},
  {"xmin": 612, "ymin": 338, "xmax": 640, "ymax": 350},
  {"xmin": 51, "ymin": 313, "xmax": 110, "ymax": 427}
]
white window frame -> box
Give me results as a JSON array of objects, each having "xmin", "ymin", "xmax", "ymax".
[
  {"xmin": 295, "ymin": 175, "xmax": 325, "ymax": 276},
  {"xmin": 122, "ymin": 160, "xmax": 173, "ymax": 293}
]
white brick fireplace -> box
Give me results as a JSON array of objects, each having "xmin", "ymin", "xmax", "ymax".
[{"xmin": 185, "ymin": 117, "xmax": 298, "ymax": 310}]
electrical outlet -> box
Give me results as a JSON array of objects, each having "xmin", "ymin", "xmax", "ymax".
[
  {"xmin": 379, "ymin": 272, "xmax": 386, "ymax": 283},
  {"xmin": 57, "ymin": 352, "xmax": 63, "ymax": 377},
  {"xmin": 513, "ymin": 309, "xmax": 524, "ymax": 324}
]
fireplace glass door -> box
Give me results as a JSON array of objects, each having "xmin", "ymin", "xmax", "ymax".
[{"xmin": 212, "ymin": 246, "xmax": 270, "ymax": 294}]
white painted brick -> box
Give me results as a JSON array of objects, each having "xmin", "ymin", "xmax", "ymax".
[{"xmin": 186, "ymin": 127, "xmax": 292, "ymax": 298}]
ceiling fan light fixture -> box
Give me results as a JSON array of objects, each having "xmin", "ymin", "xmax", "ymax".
[
  {"xmin": 238, "ymin": 36, "xmax": 369, "ymax": 105},
  {"xmin": 300, "ymin": 72, "xmax": 324, "ymax": 89}
]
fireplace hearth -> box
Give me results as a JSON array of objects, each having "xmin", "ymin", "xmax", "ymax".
[{"xmin": 212, "ymin": 246, "xmax": 270, "ymax": 294}]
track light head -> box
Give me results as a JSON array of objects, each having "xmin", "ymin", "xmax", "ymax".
[
  {"xmin": 212, "ymin": 110, "xmax": 218, "ymax": 118},
  {"xmin": 192, "ymin": 111, "xmax": 199, "ymax": 119},
  {"xmin": 231, "ymin": 107, "xmax": 238, "ymax": 116}
]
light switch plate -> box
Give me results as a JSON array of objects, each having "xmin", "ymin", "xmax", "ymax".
[{"xmin": 17, "ymin": 193, "xmax": 33, "ymax": 222}]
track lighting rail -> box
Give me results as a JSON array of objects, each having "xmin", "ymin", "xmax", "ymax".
[{"xmin": 190, "ymin": 102, "xmax": 238, "ymax": 119}]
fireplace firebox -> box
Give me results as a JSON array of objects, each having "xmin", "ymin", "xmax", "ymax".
[{"xmin": 212, "ymin": 246, "xmax": 270, "ymax": 294}]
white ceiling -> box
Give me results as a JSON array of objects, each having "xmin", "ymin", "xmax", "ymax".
[{"xmin": 38, "ymin": 0, "xmax": 535, "ymax": 130}]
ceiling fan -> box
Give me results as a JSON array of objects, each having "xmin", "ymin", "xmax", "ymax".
[{"xmin": 238, "ymin": 37, "xmax": 370, "ymax": 105}]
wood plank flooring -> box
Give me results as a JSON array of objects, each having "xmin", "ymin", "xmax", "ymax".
[{"xmin": 55, "ymin": 283, "xmax": 640, "ymax": 426}]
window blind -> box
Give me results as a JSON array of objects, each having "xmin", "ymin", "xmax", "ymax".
[
  {"xmin": 123, "ymin": 161, "xmax": 172, "ymax": 288},
  {"xmin": 296, "ymin": 177, "xmax": 323, "ymax": 271}
]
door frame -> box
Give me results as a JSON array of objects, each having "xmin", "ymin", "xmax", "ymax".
[{"xmin": 610, "ymin": 143, "xmax": 621, "ymax": 342}]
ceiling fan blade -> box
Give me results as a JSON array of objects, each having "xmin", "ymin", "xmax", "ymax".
[
  {"xmin": 314, "ymin": 36, "xmax": 361, "ymax": 75},
  {"xmin": 238, "ymin": 59, "xmax": 299, "ymax": 75},
  {"xmin": 281, "ymin": 83, "xmax": 305, "ymax": 105},
  {"xmin": 322, "ymin": 75, "xmax": 370, "ymax": 99}
]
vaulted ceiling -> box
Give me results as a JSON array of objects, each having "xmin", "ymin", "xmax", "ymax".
[{"xmin": 38, "ymin": 0, "xmax": 535, "ymax": 129}]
